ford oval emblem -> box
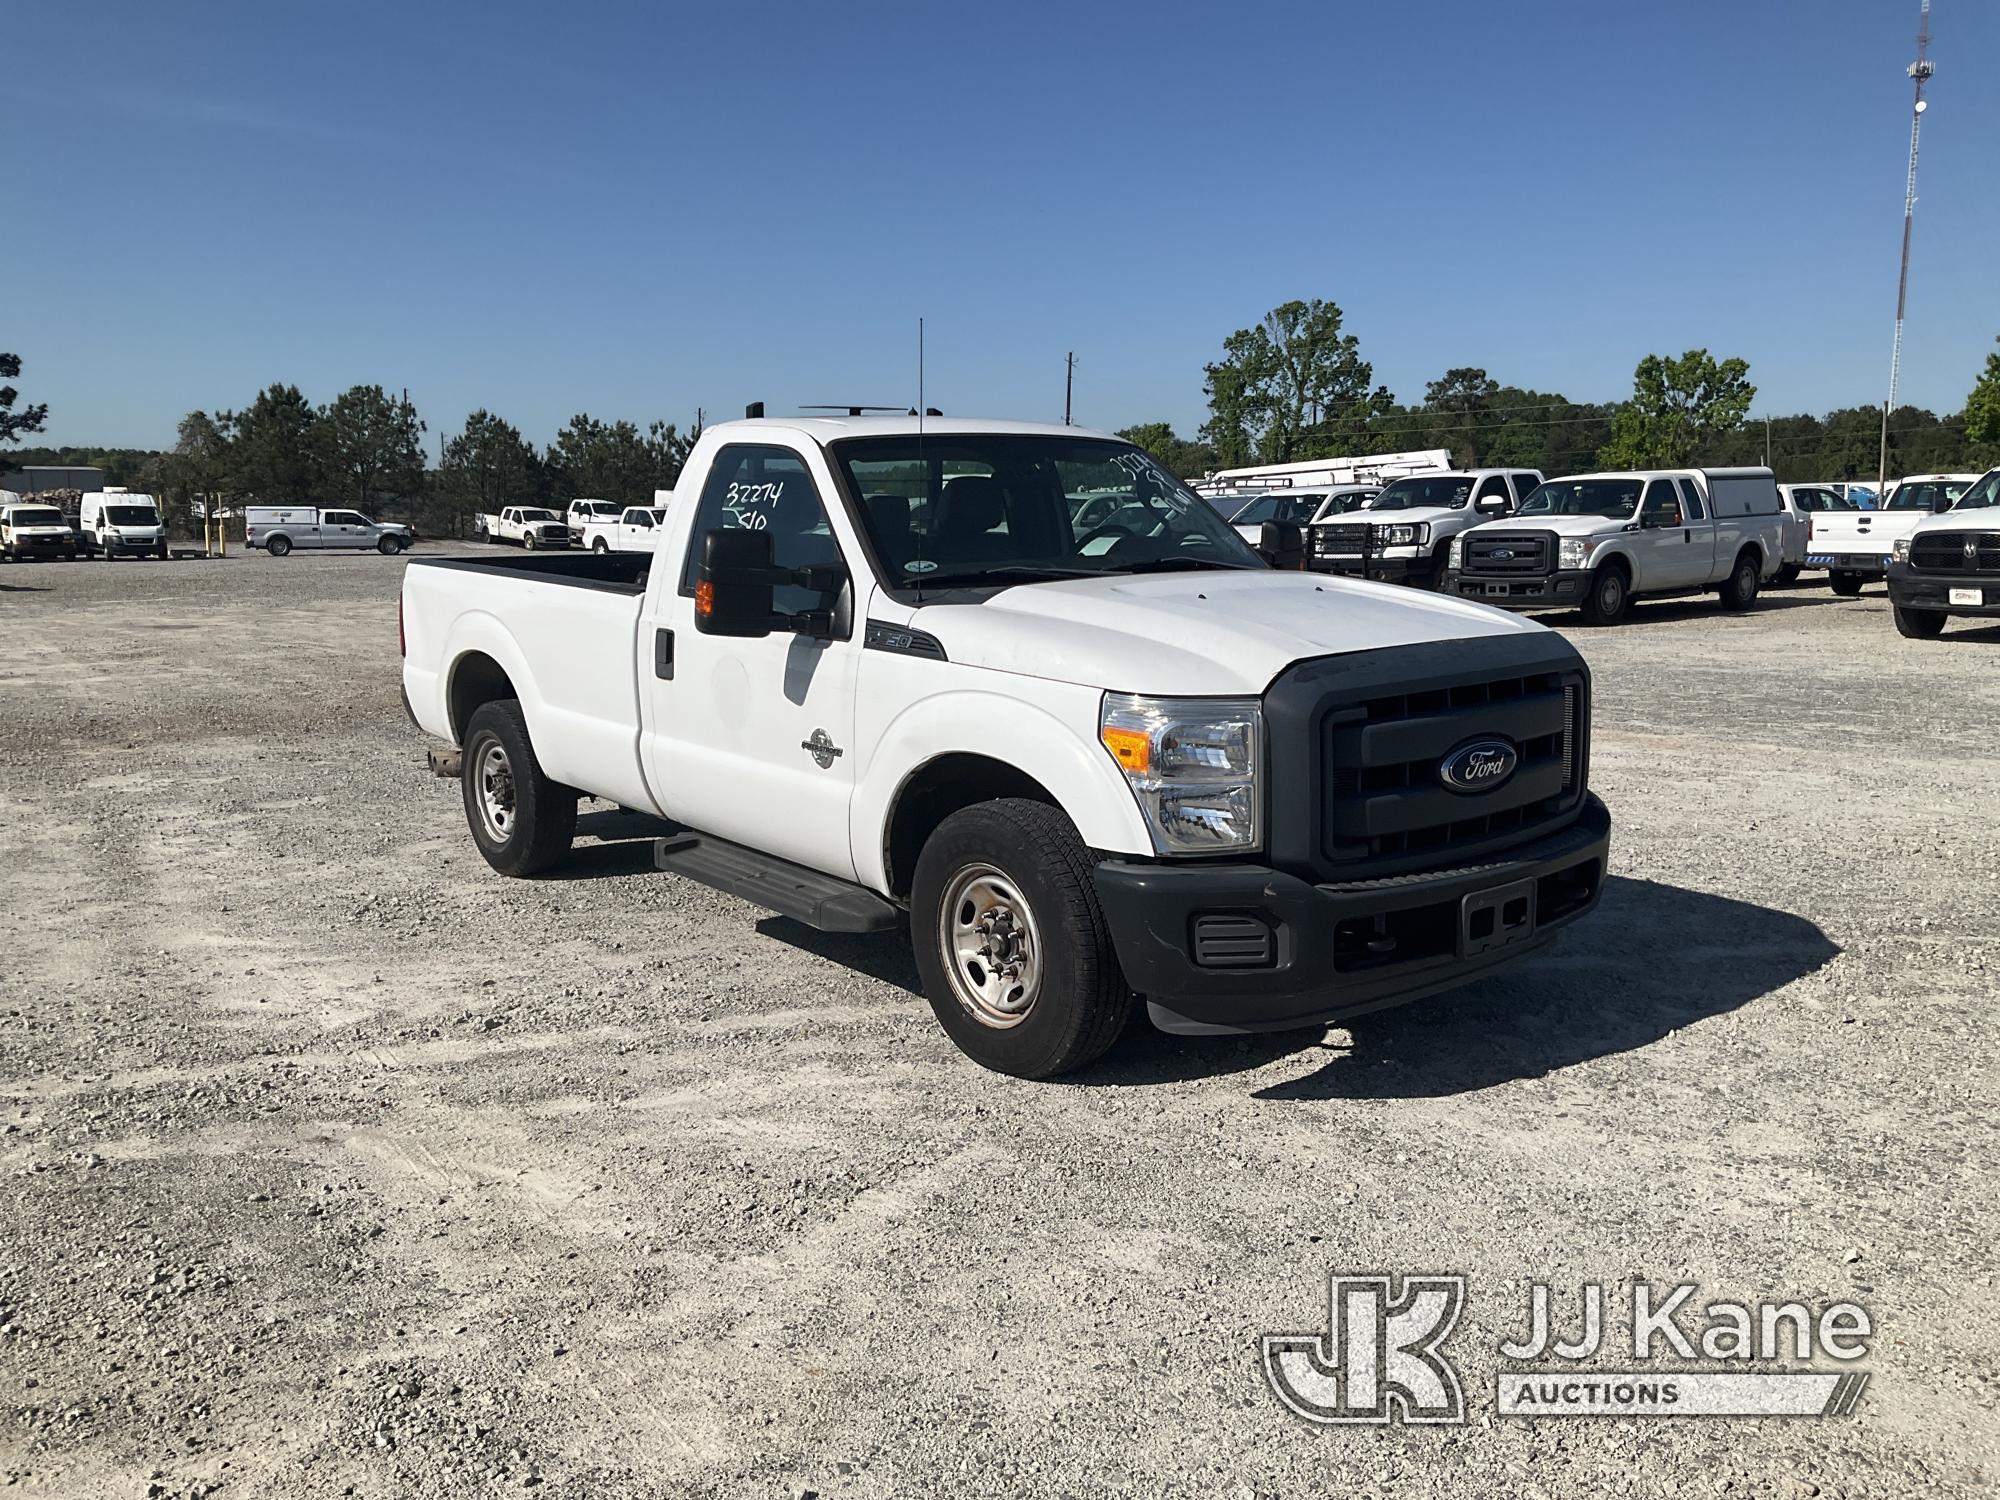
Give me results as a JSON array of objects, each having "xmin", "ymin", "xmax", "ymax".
[
  {"xmin": 1439, "ymin": 737, "xmax": 1518, "ymax": 795},
  {"xmin": 1491, "ymin": 547, "xmax": 1515, "ymax": 560}
]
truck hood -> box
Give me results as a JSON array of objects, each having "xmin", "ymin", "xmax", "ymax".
[
  {"xmin": 1909, "ymin": 507, "xmax": 1999, "ymax": 536},
  {"xmin": 1359, "ymin": 505, "xmax": 1468, "ymax": 526},
  {"xmin": 911, "ymin": 569, "xmax": 1548, "ymax": 696},
  {"xmin": 1469, "ymin": 515, "xmax": 1632, "ymax": 539}
]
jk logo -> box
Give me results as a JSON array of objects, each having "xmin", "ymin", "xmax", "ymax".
[{"xmin": 1263, "ymin": 1274, "xmax": 1467, "ymax": 1425}]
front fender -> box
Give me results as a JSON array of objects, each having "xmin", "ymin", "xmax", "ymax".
[{"xmin": 852, "ymin": 683, "xmax": 1154, "ymax": 891}]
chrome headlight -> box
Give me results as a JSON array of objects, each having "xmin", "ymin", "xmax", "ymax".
[
  {"xmin": 1892, "ymin": 537, "xmax": 1912, "ymax": 562},
  {"xmin": 1447, "ymin": 534, "xmax": 1466, "ymax": 570},
  {"xmin": 1100, "ymin": 694, "xmax": 1261, "ymax": 854},
  {"xmin": 1377, "ymin": 522, "xmax": 1429, "ymax": 547},
  {"xmin": 1558, "ymin": 537, "xmax": 1598, "ymax": 570}
]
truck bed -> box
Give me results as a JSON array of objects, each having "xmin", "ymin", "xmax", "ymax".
[{"xmin": 413, "ymin": 551, "xmax": 653, "ymax": 594}]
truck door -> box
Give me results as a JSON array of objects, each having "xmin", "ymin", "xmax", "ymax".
[
  {"xmin": 1635, "ymin": 479, "xmax": 1703, "ymax": 589},
  {"xmin": 324, "ymin": 510, "xmax": 370, "ymax": 548},
  {"xmin": 639, "ymin": 442, "xmax": 863, "ymax": 880}
]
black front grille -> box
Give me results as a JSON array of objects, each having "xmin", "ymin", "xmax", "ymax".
[
  {"xmin": 1910, "ymin": 531, "xmax": 2000, "ymax": 574},
  {"xmin": 1312, "ymin": 523, "xmax": 1370, "ymax": 556},
  {"xmin": 1461, "ymin": 531, "xmax": 1556, "ymax": 576},
  {"xmin": 1322, "ymin": 670, "xmax": 1584, "ymax": 872}
]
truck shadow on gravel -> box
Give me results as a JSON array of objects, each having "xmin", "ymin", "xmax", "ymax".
[{"xmin": 1087, "ymin": 877, "xmax": 1837, "ymax": 1097}]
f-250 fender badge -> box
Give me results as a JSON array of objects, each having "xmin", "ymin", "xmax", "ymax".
[
  {"xmin": 802, "ymin": 729, "xmax": 844, "ymax": 769},
  {"xmin": 1439, "ymin": 737, "xmax": 1518, "ymax": 794}
]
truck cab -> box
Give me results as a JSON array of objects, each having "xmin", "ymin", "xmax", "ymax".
[
  {"xmin": 1442, "ymin": 469, "xmax": 1784, "ymax": 625},
  {"xmin": 583, "ymin": 505, "xmax": 669, "ymax": 553},
  {"xmin": 1886, "ymin": 468, "xmax": 2000, "ymax": 638},
  {"xmin": 402, "ymin": 416, "xmax": 1608, "ymax": 1078},
  {"xmin": 1226, "ymin": 485, "xmax": 1378, "ymax": 547},
  {"xmin": 1307, "ymin": 470, "xmax": 1543, "ymax": 586}
]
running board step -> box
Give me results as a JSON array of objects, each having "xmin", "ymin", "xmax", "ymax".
[{"xmin": 653, "ymin": 834, "xmax": 901, "ymax": 933}]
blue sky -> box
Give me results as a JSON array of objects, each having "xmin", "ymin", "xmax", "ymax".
[{"xmin": 10, "ymin": 0, "xmax": 1997, "ymax": 451}]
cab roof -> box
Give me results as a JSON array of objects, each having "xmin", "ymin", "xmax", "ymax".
[{"xmin": 703, "ymin": 415, "xmax": 1119, "ymax": 445}]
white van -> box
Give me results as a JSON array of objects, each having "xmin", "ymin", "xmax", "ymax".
[
  {"xmin": 246, "ymin": 506, "xmax": 415, "ymax": 556},
  {"xmin": 79, "ymin": 490, "xmax": 168, "ymax": 560}
]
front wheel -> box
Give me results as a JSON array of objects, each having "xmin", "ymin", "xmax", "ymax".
[
  {"xmin": 523, "ymin": 533, "xmax": 538, "ymax": 550},
  {"xmin": 1719, "ymin": 552, "xmax": 1760, "ymax": 610},
  {"xmin": 377, "ymin": 535, "xmax": 403, "ymax": 555},
  {"xmin": 460, "ymin": 700, "xmax": 577, "ymax": 877},
  {"xmin": 267, "ymin": 535, "xmax": 293, "ymax": 558},
  {"xmin": 910, "ymin": 798, "xmax": 1134, "ymax": 1079},
  {"xmin": 1828, "ymin": 570, "xmax": 1864, "ymax": 597},
  {"xmin": 1578, "ymin": 563, "xmax": 1630, "ymax": 626},
  {"xmin": 155, "ymin": 542, "xmax": 169, "ymax": 560},
  {"xmin": 1893, "ymin": 604, "xmax": 1947, "ymax": 639}
]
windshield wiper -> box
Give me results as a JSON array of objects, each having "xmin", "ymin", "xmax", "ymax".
[
  {"xmin": 1099, "ymin": 556, "xmax": 1255, "ymax": 574},
  {"xmin": 908, "ymin": 564, "xmax": 1104, "ymax": 591}
]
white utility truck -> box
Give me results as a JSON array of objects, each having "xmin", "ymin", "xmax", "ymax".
[
  {"xmin": 247, "ymin": 506, "xmax": 414, "ymax": 556},
  {"xmin": 582, "ymin": 505, "xmax": 670, "ymax": 553},
  {"xmin": 474, "ymin": 507, "xmax": 572, "ymax": 548},
  {"xmin": 79, "ymin": 490, "xmax": 169, "ymax": 559},
  {"xmin": 566, "ymin": 499, "xmax": 622, "ymax": 542},
  {"xmin": 1442, "ymin": 469, "xmax": 1785, "ymax": 625},
  {"xmin": 1805, "ymin": 472, "xmax": 1981, "ymax": 595},
  {"xmin": 1886, "ymin": 468, "xmax": 2000, "ymax": 639},
  {"xmin": 402, "ymin": 415, "xmax": 1609, "ymax": 1078},
  {"xmin": 1308, "ymin": 469, "xmax": 1544, "ymax": 586},
  {"xmin": 0, "ymin": 499, "xmax": 78, "ymax": 561},
  {"xmin": 1225, "ymin": 486, "xmax": 1378, "ymax": 547}
]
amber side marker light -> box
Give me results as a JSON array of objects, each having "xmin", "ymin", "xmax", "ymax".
[
  {"xmin": 695, "ymin": 580, "xmax": 715, "ymax": 616},
  {"xmin": 1100, "ymin": 725, "xmax": 1151, "ymax": 775}
]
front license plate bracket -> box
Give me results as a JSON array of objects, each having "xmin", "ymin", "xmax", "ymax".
[{"xmin": 1460, "ymin": 877, "xmax": 1538, "ymax": 958}]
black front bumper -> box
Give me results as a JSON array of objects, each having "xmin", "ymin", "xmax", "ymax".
[
  {"xmin": 1311, "ymin": 554, "xmax": 1439, "ymax": 586},
  {"xmin": 1094, "ymin": 795, "xmax": 1610, "ymax": 1035},
  {"xmin": 1888, "ymin": 563, "xmax": 2000, "ymax": 614},
  {"xmin": 1443, "ymin": 569, "xmax": 1592, "ymax": 610}
]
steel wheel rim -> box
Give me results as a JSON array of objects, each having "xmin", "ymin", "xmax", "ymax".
[
  {"xmin": 1600, "ymin": 573, "xmax": 1623, "ymax": 612},
  {"xmin": 475, "ymin": 741, "xmax": 516, "ymax": 844},
  {"xmin": 938, "ymin": 863, "xmax": 1043, "ymax": 1029}
]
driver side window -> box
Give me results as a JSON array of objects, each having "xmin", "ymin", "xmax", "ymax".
[
  {"xmin": 681, "ymin": 444, "xmax": 845, "ymax": 616},
  {"xmin": 1642, "ymin": 480, "xmax": 1683, "ymax": 527}
]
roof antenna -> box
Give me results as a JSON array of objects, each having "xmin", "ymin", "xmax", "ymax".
[{"xmin": 918, "ymin": 317, "xmax": 925, "ymax": 438}]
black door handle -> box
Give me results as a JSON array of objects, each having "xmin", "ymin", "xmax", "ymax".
[{"xmin": 654, "ymin": 628, "xmax": 674, "ymax": 680}]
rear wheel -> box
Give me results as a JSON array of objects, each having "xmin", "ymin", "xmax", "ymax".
[
  {"xmin": 1893, "ymin": 604, "xmax": 1947, "ymax": 639},
  {"xmin": 267, "ymin": 535, "xmax": 293, "ymax": 558},
  {"xmin": 910, "ymin": 799, "xmax": 1134, "ymax": 1079},
  {"xmin": 1828, "ymin": 570, "xmax": 1864, "ymax": 596},
  {"xmin": 592, "ymin": 539, "xmax": 609, "ymax": 554},
  {"xmin": 1719, "ymin": 551, "xmax": 1761, "ymax": 610},
  {"xmin": 1772, "ymin": 563, "xmax": 1802, "ymax": 587},
  {"xmin": 460, "ymin": 700, "xmax": 577, "ymax": 877},
  {"xmin": 1578, "ymin": 563, "xmax": 1630, "ymax": 626}
]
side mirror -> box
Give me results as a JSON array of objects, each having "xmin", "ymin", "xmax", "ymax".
[
  {"xmin": 695, "ymin": 528, "xmax": 777, "ymax": 637},
  {"xmin": 1934, "ymin": 494, "xmax": 1954, "ymax": 513},
  {"xmin": 1259, "ymin": 520, "xmax": 1306, "ymax": 570},
  {"xmin": 1474, "ymin": 493, "xmax": 1509, "ymax": 516}
]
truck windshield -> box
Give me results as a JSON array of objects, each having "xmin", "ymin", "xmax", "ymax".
[
  {"xmin": 1886, "ymin": 480, "xmax": 1968, "ymax": 511},
  {"xmin": 1948, "ymin": 472, "xmax": 2000, "ymax": 511},
  {"xmin": 834, "ymin": 435, "xmax": 1263, "ymax": 589},
  {"xmin": 1367, "ymin": 476, "xmax": 1474, "ymax": 511},
  {"xmin": 107, "ymin": 507, "xmax": 159, "ymax": 525},
  {"xmin": 1518, "ymin": 480, "xmax": 1643, "ymax": 518},
  {"xmin": 8, "ymin": 509, "xmax": 66, "ymax": 528},
  {"xmin": 519, "ymin": 509, "xmax": 558, "ymax": 522},
  {"xmin": 1230, "ymin": 494, "xmax": 1318, "ymax": 526}
]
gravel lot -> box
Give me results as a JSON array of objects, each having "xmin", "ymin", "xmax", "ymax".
[{"xmin": 2, "ymin": 549, "xmax": 1996, "ymax": 1499}]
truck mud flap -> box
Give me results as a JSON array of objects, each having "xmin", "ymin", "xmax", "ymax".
[{"xmin": 654, "ymin": 834, "xmax": 900, "ymax": 934}]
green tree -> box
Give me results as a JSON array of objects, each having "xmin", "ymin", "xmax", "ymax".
[
  {"xmin": 1961, "ymin": 337, "xmax": 2000, "ymax": 451},
  {"xmin": 438, "ymin": 411, "xmax": 542, "ymax": 536},
  {"xmin": 1598, "ymin": 350, "xmax": 1754, "ymax": 468},
  {"xmin": 315, "ymin": 386, "xmax": 426, "ymax": 518},
  {"xmin": 1422, "ymin": 368, "xmax": 1499, "ymax": 467},
  {"xmin": 548, "ymin": 413, "xmax": 683, "ymax": 506},
  {"xmin": 152, "ymin": 411, "xmax": 233, "ymax": 537},
  {"xmin": 221, "ymin": 384, "xmax": 319, "ymax": 504},
  {"xmin": 0, "ymin": 352, "xmax": 51, "ymax": 446},
  {"xmin": 1201, "ymin": 299, "xmax": 1392, "ymax": 465},
  {"xmin": 1115, "ymin": 422, "xmax": 1216, "ymax": 479}
]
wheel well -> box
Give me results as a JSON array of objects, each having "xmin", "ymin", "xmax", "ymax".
[
  {"xmin": 1598, "ymin": 551, "xmax": 1632, "ymax": 580},
  {"xmin": 447, "ymin": 652, "xmax": 517, "ymax": 742},
  {"xmin": 883, "ymin": 754, "xmax": 1059, "ymax": 900},
  {"xmin": 1736, "ymin": 544, "xmax": 1762, "ymax": 570}
]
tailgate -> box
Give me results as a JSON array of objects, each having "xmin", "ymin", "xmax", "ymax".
[{"xmin": 1807, "ymin": 512, "xmax": 1906, "ymax": 558}]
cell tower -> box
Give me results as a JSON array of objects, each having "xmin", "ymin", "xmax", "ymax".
[{"xmin": 1879, "ymin": 1, "xmax": 1935, "ymax": 488}]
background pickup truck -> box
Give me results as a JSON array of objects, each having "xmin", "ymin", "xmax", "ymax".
[
  {"xmin": 403, "ymin": 414, "xmax": 1609, "ymax": 1078},
  {"xmin": 475, "ymin": 507, "xmax": 572, "ymax": 548},
  {"xmin": 1306, "ymin": 468, "xmax": 1544, "ymax": 586},
  {"xmin": 582, "ymin": 505, "xmax": 669, "ymax": 553},
  {"xmin": 1442, "ymin": 467, "xmax": 1785, "ymax": 625},
  {"xmin": 1805, "ymin": 473, "xmax": 1982, "ymax": 596},
  {"xmin": 566, "ymin": 499, "xmax": 622, "ymax": 542},
  {"xmin": 1886, "ymin": 467, "xmax": 2000, "ymax": 639}
]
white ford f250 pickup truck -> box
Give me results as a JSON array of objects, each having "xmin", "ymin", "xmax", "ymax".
[
  {"xmin": 1441, "ymin": 468, "xmax": 1784, "ymax": 626},
  {"xmin": 1806, "ymin": 473, "xmax": 1982, "ymax": 596},
  {"xmin": 402, "ymin": 415, "xmax": 1609, "ymax": 1078},
  {"xmin": 1307, "ymin": 469, "xmax": 1544, "ymax": 586},
  {"xmin": 475, "ymin": 507, "xmax": 573, "ymax": 548},
  {"xmin": 1885, "ymin": 467, "xmax": 2000, "ymax": 639}
]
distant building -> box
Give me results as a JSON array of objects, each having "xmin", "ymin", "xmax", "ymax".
[{"xmin": 0, "ymin": 465, "xmax": 106, "ymax": 494}]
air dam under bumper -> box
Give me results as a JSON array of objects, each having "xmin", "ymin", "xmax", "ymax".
[
  {"xmin": 1887, "ymin": 562, "xmax": 2000, "ymax": 615},
  {"xmin": 1443, "ymin": 569, "xmax": 1592, "ymax": 609},
  {"xmin": 1095, "ymin": 794, "xmax": 1609, "ymax": 1035},
  {"xmin": 1313, "ymin": 554, "xmax": 1437, "ymax": 586}
]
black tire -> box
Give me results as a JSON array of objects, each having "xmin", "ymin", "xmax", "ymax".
[
  {"xmin": 155, "ymin": 542, "xmax": 169, "ymax": 560},
  {"xmin": 377, "ymin": 535, "xmax": 402, "ymax": 555},
  {"xmin": 460, "ymin": 700, "xmax": 577, "ymax": 877},
  {"xmin": 1828, "ymin": 570, "xmax": 1864, "ymax": 597},
  {"xmin": 592, "ymin": 539, "xmax": 609, "ymax": 554},
  {"xmin": 1719, "ymin": 550, "xmax": 1760, "ymax": 610},
  {"xmin": 267, "ymin": 534, "xmax": 293, "ymax": 558},
  {"xmin": 1893, "ymin": 604, "xmax": 1947, "ymax": 639},
  {"xmin": 1578, "ymin": 562, "xmax": 1630, "ymax": 626},
  {"xmin": 523, "ymin": 532, "xmax": 538, "ymax": 550},
  {"xmin": 1772, "ymin": 564, "xmax": 1801, "ymax": 587},
  {"xmin": 910, "ymin": 798, "xmax": 1134, "ymax": 1079}
]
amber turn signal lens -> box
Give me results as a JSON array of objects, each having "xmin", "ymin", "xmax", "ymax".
[
  {"xmin": 695, "ymin": 579, "xmax": 714, "ymax": 616},
  {"xmin": 1100, "ymin": 725, "xmax": 1151, "ymax": 776}
]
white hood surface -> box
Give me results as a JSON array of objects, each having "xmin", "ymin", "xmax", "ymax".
[
  {"xmin": 913, "ymin": 569, "xmax": 1547, "ymax": 696},
  {"xmin": 1910, "ymin": 507, "xmax": 1999, "ymax": 537},
  {"xmin": 1467, "ymin": 514, "xmax": 1631, "ymax": 539}
]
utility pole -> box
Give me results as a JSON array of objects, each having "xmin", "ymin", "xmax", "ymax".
[
  {"xmin": 1880, "ymin": 0, "xmax": 1934, "ymax": 490},
  {"xmin": 1064, "ymin": 352, "xmax": 1075, "ymax": 425},
  {"xmin": 1764, "ymin": 416, "xmax": 1772, "ymax": 469}
]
